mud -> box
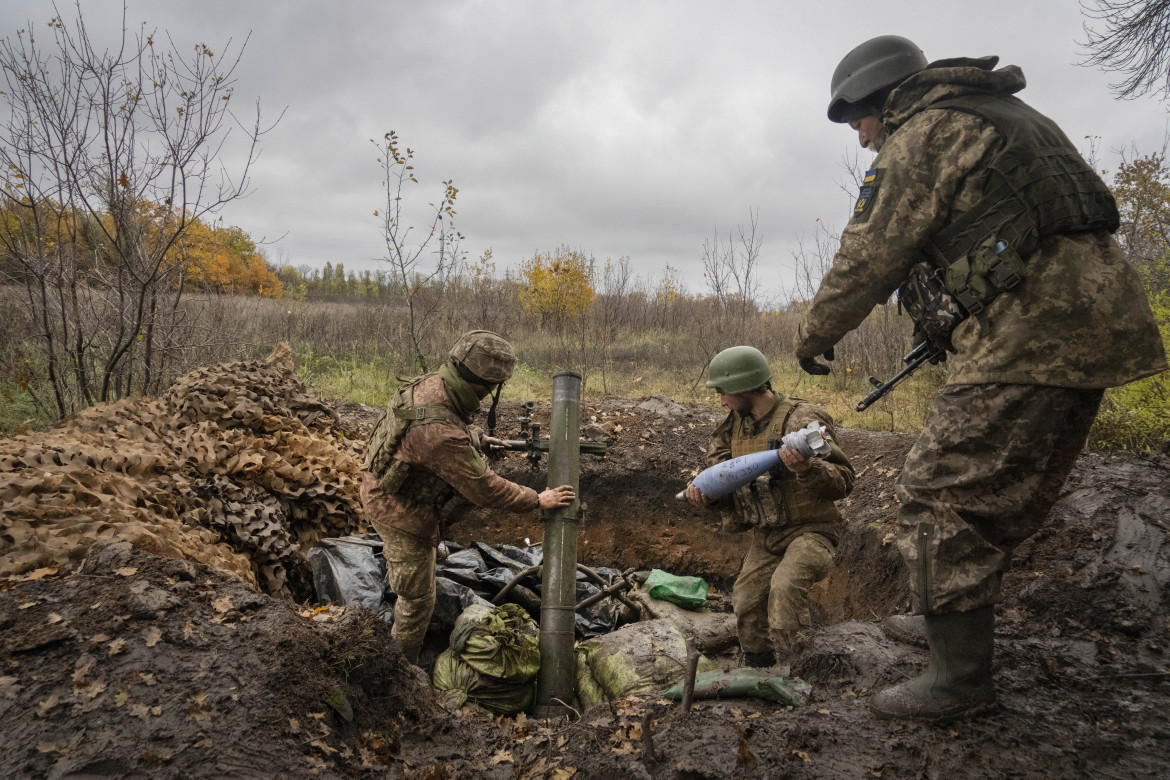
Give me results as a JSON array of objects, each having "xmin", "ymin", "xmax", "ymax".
[{"xmin": 0, "ymin": 394, "xmax": 1166, "ymax": 778}]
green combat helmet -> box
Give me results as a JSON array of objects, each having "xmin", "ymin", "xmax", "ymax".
[
  {"xmin": 828, "ymin": 35, "xmax": 926, "ymax": 123},
  {"xmin": 706, "ymin": 346, "xmax": 772, "ymax": 394},
  {"xmin": 450, "ymin": 330, "xmax": 516, "ymax": 384}
]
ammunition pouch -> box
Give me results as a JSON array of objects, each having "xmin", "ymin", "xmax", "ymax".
[
  {"xmin": 898, "ymin": 262, "xmax": 968, "ymax": 353},
  {"xmin": 731, "ymin": 476, "xmax": 788, "ymax": 530}
]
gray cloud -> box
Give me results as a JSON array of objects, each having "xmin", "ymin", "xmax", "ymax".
[{"xmin": 4, "ymin": 0, "xmax": 1167, "ymax": 296}]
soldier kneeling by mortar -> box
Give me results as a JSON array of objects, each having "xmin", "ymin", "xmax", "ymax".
[
  {"xmin": 685, "ymin": 346, "xmax": 855, "ymax": 668},
  {"xmin": 361, "ymin": 331, "xmax": 574, "ymax": 665}
]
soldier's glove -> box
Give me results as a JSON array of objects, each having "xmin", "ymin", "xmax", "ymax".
[
  {"xmin": 798, "ymin": 349, "xmax": 834, "ymax": 376},
  {"xmin": 912, "ymin": 327, "xmax": 946, "ymax": 364}
]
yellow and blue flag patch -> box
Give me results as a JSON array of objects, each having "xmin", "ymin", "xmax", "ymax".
[{"xmin": 853, "ymin": 168, "xmax": 882, "ymax": 221}]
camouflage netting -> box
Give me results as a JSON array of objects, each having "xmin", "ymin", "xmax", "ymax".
[{"xmin": 0, "ymin": 343, "xmax": 365, "ymax": 599}]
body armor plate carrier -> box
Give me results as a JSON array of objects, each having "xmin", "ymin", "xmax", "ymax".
[
  {"xmin": 899, "ymin": 93, "xmax": 1119, "ymax": 350},
  {"xmin": 364, "ymin": 377, "xmax": 469, "ymax": 518}
]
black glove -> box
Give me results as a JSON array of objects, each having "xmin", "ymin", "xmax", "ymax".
[
  {"xmin": 798, "ymin": 353, "xmax": 833, "ymax": 375},
  {"xmin": 911, "ymin": 327, "xmax": 946, "ymax": 364}
]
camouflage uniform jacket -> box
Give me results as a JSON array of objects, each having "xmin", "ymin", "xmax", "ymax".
[
  {"xmin": 707, "ymin": 394, "xmax": 855, "ymax": 555},
  {"xmin": 361, "ymin": 372, "xmax": 539, "ymax": 546},
  {"xmin": 796, "ymin": 56, "xmax": 1168, "ymax": 387}
]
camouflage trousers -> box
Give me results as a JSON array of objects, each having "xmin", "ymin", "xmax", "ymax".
[
  {"xmin": 895, "ymin": 383, "xmax": 1103, "ymax": 615},
  {"xmin": 731, "ymin": 532, "xmax": 835, "ymax": 655},
  {"xmin": 380, "ymin": 527, "xmax": 437, "ymax": 664}
]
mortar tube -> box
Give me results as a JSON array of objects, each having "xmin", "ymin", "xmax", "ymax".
[{"xmin": 532, "ymin": 371, "xmax": 582, "ymax": 719}]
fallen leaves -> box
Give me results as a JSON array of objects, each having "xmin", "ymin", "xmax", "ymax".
[
  {"xmin": 107, "ymin": 638, "xmax": 127, "ymax": 657},
  {"xmin": 299, "ymin": 604, "xmax": 346, "ymax": 623},
  {"xmin": 78, "ymin": 681, "xmax": 106, "ymax": 700},
  {"xmin": 35, "ymin": 695, "xmax": 58, "ymax": 717},
  {"xmin": 188, "ymin": 690, "xmax": 211, "ymax": 722},
  {"xmin": 489, "ymin": 749, "xmax": 514, "ymax": 765},
  {"xmin": 212, "ymin": 595, "xmax": 234, "ymax": 614},
  {"xmin": 13, "ymin": 566, "xmax": 59, "ymax": 582},
  {"xmin": 143, "ymin": 626, "xmax": 163, "ymax": 647},
  {"xmin": 310, "ymin": 738, "xmax": 337, "ymax": 755},
  {"xmin": 114, "ymin": 567, "xmax": 138, "ymax": 577}
]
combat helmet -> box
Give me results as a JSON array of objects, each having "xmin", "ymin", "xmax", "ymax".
[
  {"xmin": 706, "ymin": 346, "xmax": 772, "ymax": 394},
  {"xmin": 450, "ymin": 330, "xmax": 516, "ymax": 384},
  {"xmin": 828, "ymin": 35, "xmax": 927, "ymax": 123}
]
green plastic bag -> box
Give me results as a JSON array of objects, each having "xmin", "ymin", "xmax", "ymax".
[
  {"xmin": 663, "ymin": 668, "xmax": 811, "ymax": 706},
  {"xmin": 643, "ymin": 568, "xmax": 708, "ymax": 610}
]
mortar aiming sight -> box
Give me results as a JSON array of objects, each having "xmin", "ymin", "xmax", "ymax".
[{"xmin": 490, "ymin": 399, "xmax": 607, "ymax": 465}]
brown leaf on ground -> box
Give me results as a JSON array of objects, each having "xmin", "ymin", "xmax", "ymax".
[
  {"xmin": 18, "ymin": 567, "xmax": 59, "ymax": 581},
  {"xmin": 143, "ymin": 626, "xmax": 162, "ymax": 647},
  {"xmin": 310, "ymin": 738, "xmax": 337, "ymax": 755},
  {"xmin": 737, "ymin": 737, "xmax": 757, "ymax": 766},
  {"xmin": 78, "ymin": 681, "xmax": 106, "ymax": 699},
  {"xmin": 36, "ymin": 695, "xmax": 59, "ymax": 717}
]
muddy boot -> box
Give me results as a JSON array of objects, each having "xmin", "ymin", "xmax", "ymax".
[
  {"xmin": 869, "ymin": 606, "xmax": 995, "ymax": 722},
  {"xmin": 881, "ymin": 614, "xmax": 928, "ymax": 648}
]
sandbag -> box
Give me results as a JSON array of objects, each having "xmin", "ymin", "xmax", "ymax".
[
  {"xmin": 643, "ymin": 568, "xmax": 708, "ymax": 610},
  {"xmin": 575, "ymin": 619, "xmax": 718, "ymax": 709},
  {"xmin": 432, "ymin": 649, "xmax": 535, "ymax": 715},
  {"xmin": 450, "ymin": 603, "xmax": 540, "ymax": 684},
  {"xmin": 627, "ymin": 589, "xmax": 737, "ymax": 653},
  {"xmin": 663, "ymin": 668, "xmax": 811, "ymax": 706}
]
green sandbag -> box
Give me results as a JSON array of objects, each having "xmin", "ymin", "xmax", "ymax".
[
  {"xmin": 575, "ymin": 619, "xmax": 719, "ymax": 709},
  {"xmin": 432, "ymin": 649, "xmax": 535, "ymax": 715},
  {"xmin": 643, "ymin": 568, "xmax": 708, "ymax": 610},
  {"xmin": 450, "ymin": 602, "xmax": 541, "ymax": 684},
  {"xmin": 663, "ymin": 668, "xmax": 811, "ymax": 706}
]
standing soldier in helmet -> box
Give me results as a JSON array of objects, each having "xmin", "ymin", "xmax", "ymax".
[
  {"xmin": 797, "ymin": 36, "xmax": 1167, "ymax": 721},
  {"xmin": 361, "ymin": 331, "xmax": 575, "ymax": 665},
  {"xmin": 685, "ymin": 346, "xmax": 855, "ymax": 668}
]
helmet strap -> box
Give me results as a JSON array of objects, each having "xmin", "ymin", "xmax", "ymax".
[{"xmin": 486, "ymin": 382, "xmax": 504, "ymax": 437}]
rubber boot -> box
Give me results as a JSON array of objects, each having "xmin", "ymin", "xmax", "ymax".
[
  {"xmin": 881, "ymin": 614, "xmax": 928, "ymax": 648},
  {"xmin": 870, "ymin": 606, "xmax": 996, "ymax": 722}
]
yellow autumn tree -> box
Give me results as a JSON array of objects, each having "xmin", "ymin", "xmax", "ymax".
[{"xmin": 518, "ymin": 245, "xmax": 596, "ymax": 329}]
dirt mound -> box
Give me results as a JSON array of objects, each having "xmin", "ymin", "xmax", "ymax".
[
  {"xmin": 0, "ymin": 345, "xmax": 364, "ymax": 600},
  {"xmin": 0, "ymin": 541, "xmax": 469, "ymax": 778}
]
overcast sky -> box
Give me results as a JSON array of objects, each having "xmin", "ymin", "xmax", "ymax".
[{"xmin": 4, "ymin": 0, "xmax": 1169, "ymax": 300}]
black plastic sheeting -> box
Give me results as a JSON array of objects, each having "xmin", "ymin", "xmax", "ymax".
[{"xmin": 308, "ymin": 533, "xmax": 624, "ymax": 638}]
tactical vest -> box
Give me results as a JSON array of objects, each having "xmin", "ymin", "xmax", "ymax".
[
  {"xmin": 900, "ymin": 93, "xmax": 1119, "ymax": 350},
  {"xmin": 725, "ymin": 398, "xmax": 843, "ymax": 552},
  {"xmin": 364, "ymin": 376, "xmax": 470, "ymax": 518}
]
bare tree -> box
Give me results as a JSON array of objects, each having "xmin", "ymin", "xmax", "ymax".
[
  {"xmin": 691, "ymin": 210, "xmax": 765, "ymax": 388},
  {"xmin": 373, "ymin": 130, "xmax": 462, "ymax": 372},
  {"xmin": 1081, "ymin": 0, "xmax": 1170, "ymax": 100},
  {"xmin": 0, "ymin": 2, "xmax": 271, "ymax": 417}
]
